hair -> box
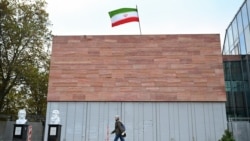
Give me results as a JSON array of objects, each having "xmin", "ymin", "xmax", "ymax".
[{"xmin": 115, "ymin": 115, "xmax": 119, "ymax": 120}]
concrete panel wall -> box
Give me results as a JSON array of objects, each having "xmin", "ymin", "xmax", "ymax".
[{"xmin": 44, "ymin": 102, "xmax": 227, "ymax": 141}]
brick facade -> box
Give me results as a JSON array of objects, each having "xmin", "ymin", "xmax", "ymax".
[{"xmin": 47, "ymin": 34, "xmax": 226, "ymax": 101}]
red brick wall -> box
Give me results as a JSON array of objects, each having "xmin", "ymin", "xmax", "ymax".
[{"xmin": 47, "ymin": 34, "xmax": 226, "ymax": 102}]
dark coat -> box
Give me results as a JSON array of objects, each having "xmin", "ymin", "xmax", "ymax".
[{"xmin": 112, "ymin": 120, "xmax": 125, "ymax": 135}]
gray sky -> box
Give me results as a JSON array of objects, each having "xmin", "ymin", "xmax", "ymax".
[{"xmin": 46, "ymin": 0, "xmax": 244, "ymax": 46}]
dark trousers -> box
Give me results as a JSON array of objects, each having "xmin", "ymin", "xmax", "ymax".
[{"xmin": 114, "ymin": 134, "xmax": 125, "ymax": 141}]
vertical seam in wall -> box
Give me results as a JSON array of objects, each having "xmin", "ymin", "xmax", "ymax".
[
  {"xmin": 190, "ymin": 103, "xmax": 194, "ymax": 141},
  {"xmin": 97, "ymin": 102, "xmax": 100, "ymax": 141},
  {"xmin": 187, "ymin": 103, "xmax": 191, "ymax": 141},
  {"xmin": 212, "ymin": 103, "xmax": 216, "ymax": 140},
  {"xmin": 64, "ymin": 102, "xmax": 68, "ymax": 141},
  {"xmin": 133, "ymin": 102, "xmax": 136, "ymax": 141},
  {"xmin": 123, "ymin": 102, "xmax": 125, "ymax": 122},
  {"xmin": 178, "ymin": 102, "xmax": 181, "ymax": 141},
  {"xmin": 143, "ymin": 103, "xmax": 144, "ymax": 141},
  {"xmin": 203, "ymin": 103, "xmax": 207, "ymax": 141},
  {"xmin": 81, "ymin": 103, "xmax": 84, "ymax": 141},
  {"xmin": 152, "ymin": 102, "xmax": 154, "ymax": 140},
  {"xmin": 208, "ymin": 103, "xmax": 211, "ymax": 140},
  {"xmin": 155, "ymin": 103, "xmax": 158, "ymax": 141},
  {"xmin": 106, "ymin": 102, "xmax": 109, "ymax": 141},
  {"xmin": 221, "ymin": 103, "xmax": 227, "ymax": 136},
  {"xmin": 84, "ymin": 102, "xmax": 88, "ymax": 141},
  {"xmin": 73, "ymin": 103, "xmax": 76, "ymax": 141},
  {"xmin": 220, "ymin": 103, "xmax": 224, "ymax": 128},
  {"xmin": 222, "ymin": 103, "xmax": 226, "ymax": 129},
  {"xmin": 194, "ymin": 103, "xmax": 197, "ymax": 141},
  {"xmin": 174, "ymin": 103, "xmax": 177, "ymax": 140},
  {"xmin": 120, "ymin": 102, "xmax": 122, "ymax": 118},
  {"xmin": 172, "ymin": 103, "xmax": 175, "ymax": 140},
  {"xmin": 168, "ymin": 103, "xmax": 171, "ymax": 141}
]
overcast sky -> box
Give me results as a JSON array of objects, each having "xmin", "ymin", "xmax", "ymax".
[{"xmin": 46, "ymin": 0, "xmax": 244, "ymax": 46}]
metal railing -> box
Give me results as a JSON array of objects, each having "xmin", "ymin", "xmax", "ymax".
[{"xmin": 228, "ymin": 117, "xmax": 250, "ymax": 141}]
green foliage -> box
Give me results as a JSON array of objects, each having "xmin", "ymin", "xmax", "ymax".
[
  {"xmin": 24, "ymin": 65, "xmax": 49, "ymax": 115},
  {"xmin": 0, "ymin": 0, "xmax": 51, "ymax": 115},
  {"xmin": 2, "ymin": 64, "xmax": 49, "ymax": 116},
  {"xmin": 219, "ymin": 129, "xmax": 235, "ymax": 141}
]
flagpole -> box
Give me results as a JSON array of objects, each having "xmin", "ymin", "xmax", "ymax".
[{"xmin": 136, "ymin": 5, "xmax": 142, "ymax": 35}]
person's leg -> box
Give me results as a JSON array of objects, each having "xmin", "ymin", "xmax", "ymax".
[
  {"xmin": 114, "ymin": 134, "xmax": 119, "ymax": 141},
  {"xmin": 119, "ymin": 135, "xmax": 125, "ymax": 141}
]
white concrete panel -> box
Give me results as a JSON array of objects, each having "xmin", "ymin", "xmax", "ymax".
[
  {"xmin": 205, "ymin": 103, "xmax": 216, "ymax": 141},
  {"xmin": 44, "ymin": 102, "xmax": 227, "ymax": 141},
  {"xmin": 152, "ymin": 104, "xmax": 157, "ymax": 141},
  {"xmin": 194, "ymin": 103, "xmax": 206, "ymax": 141},
  {"xmin": 98, "ymin": 102, "xmax": 108, "ymax": 141},
  {"xmin": 143, "ymin": 103, "xmax": 154, "ymax": 141},
  {"xmin": 158, "ymin": 103, "xmax": 171, "ymax": 141},
  {"xmin": 86, "ymin": 103, "xmax": 100, "ymax": 141},
  {"xmin": 81, "ymin": 103, "xmax": 88, "ymax": 141},
  {"xmin": 187, "ymin": 103, "xmax": 194, "ymax": 141},
  {"xmin": 134, "ymin": 103, "xmax": 144, "ymax": 141},
  {"xmin": 178, "ymin": 103, "xmax": 190, "ymax": 141},
  {"xmin": 173, "ymin": 102, "xmax": 180, "ymax": 141},
  {"xmin": 203, "ymin": 104, "xmax": 210, "ymax": 141},
  {"xmin": 123, "ymin": 103, "xmax": 135, "ymax": 141},
  {"xmin": 65, "ymin": 103, "xmax": 76, "ymax": 140},
  {"xmin": 73, "ymin": 103, "xmax": 84, "ymax": 141},
  {"xmin": 213, "ymin": 103, "xmax": 227, "ymax": 140},
  {"xmin": 169, "ymin": 103, "xmax": 175, "ymax": 140}
]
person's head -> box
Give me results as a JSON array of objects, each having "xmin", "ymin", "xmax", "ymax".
[
  {"xmin": 115, "ymin": 115, "xmax": 119, "ymax": 121},
  {"xmin": 18, "ymin": 109, "xmax": 26, "ymax": 119}
]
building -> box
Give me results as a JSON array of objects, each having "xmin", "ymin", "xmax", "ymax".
[
  {"xmin": 44, "ymin": 34, "xmax": 227, "ymax": 141},
  {"xmin": 222, "ymin": 0, "xmax": 250, "ymax": 140},
  {"xmin": 222, "ymin": 0, "xmax": 250, "ymax": 118}
]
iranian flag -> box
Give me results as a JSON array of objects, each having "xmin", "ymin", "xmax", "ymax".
[{"xmin": 109, "ymin": 8, "xmax": 139, "ymax": 27}]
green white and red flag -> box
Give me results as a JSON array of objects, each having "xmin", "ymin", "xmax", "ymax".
[{"xmin": 108, "ymin": 7, "xmax": 139, "ymax": 27}]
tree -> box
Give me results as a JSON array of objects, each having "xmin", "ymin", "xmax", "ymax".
[
  {"xmin": 0, "ymin": 0, "xmax": 51, "ymax": 112},
  {"xmin": 1, "ymin": 62, "xmax": 49, "ymax": 116},
  {"xmin": 24, "ymin": 63, "xmax": 49, "ymax": 115},
  {"xmin": 219, "ymin": 129, "xmax": 235, "ymax": 141}
]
